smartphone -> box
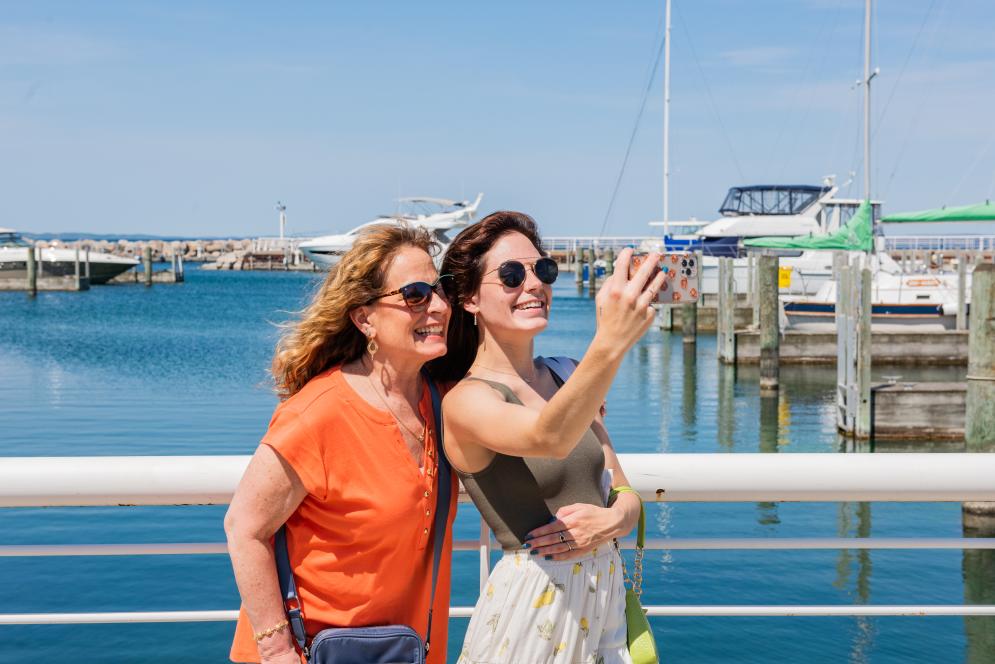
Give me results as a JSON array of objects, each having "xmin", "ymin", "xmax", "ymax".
[{"xmin": 629, "ymin": 252, "xmax": 700, "ymax": 304}]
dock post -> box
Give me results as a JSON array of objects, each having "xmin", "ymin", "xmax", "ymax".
[
  {"xmin": 84, "ymin": 248, "xmax": 91, "ymax": 280},
  {"xmin": 856, "ymin": 261, "xmax": 872, "ymax": 438},
  {"xmin": 26, "ymin": 244, "xmax": 37, "ymax": 297},
  {"xmin": 587, "ymin": 249, "xmax": 597, "ymax": 295},
  {"xmin": 758, "ymin": 254, "xmax": 779, "ymax": 391},
  {"xmin": 717, "ymin": 256, "xmax": 736, "ymax": 363},
  {"xmin": 751, "ymin": 253, "xmax": 760, "ymax": 327},
  {"xmin": 74, "ymin": 245, "xmax": 81, "ymax": 289},
  {"xmin": 575, "ymin": 248, "xmax": 584, "ymax": 291},
  {"xmin": 656, "ymin": 305, "xmax": 673, "ymax": 331},
  {"xmin": 746, "ymin": 253, "xmax": 755, "ymax": 309},
  {"xmin": 604, "ymin": 248, "xmax": 615, "ymax": 276},
  {"xmin": 143, "ymin": 246, "xmax": 153, "ymax": 287},
  {"xmin": 177, "ymin": 253, "xmax": 184, "ymax": 282},
  {"xmin": 964, "ymin": 263, "xmax": 995, "ymax": 541},
  {"xmin": 957, "ymin": 254, "xmax": 968, "ymax": 331}
]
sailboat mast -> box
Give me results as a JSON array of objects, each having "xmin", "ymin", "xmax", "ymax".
[
  {"xmin": 863, "ymin": 0, "xmax": 872, "ymax": 203},
  {"xmin": 662, "ymin": 0, "xmax": 672, "ymax": 235}
]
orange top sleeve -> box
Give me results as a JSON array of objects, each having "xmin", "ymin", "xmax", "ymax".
[{"xmin": 230, "ymin": 368, "xmax": 457, "ymax": 664}]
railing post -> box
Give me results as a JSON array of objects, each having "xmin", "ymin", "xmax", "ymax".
[{"xmin": 758, "ymin": 254, "xmax": 779, "ymax": 391}]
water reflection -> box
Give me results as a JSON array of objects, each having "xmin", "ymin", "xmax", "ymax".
[
  {"xmin": 716, "ymin": 363, "xmax": 736, "ymax": 451},
  {"xmin": 757, "ymin": 393, "xmax": 781, "ymax": 526},
  {"xmin": 682, "ymin": 344, "xmax": 697, "ymax": 434},
  {"xmin": 834, "ymin": 502, "xmax": 875, "ymax": 664},
  {"xmin": 963, "ymin": 520, "xmax": 995, "ymax": 663}
]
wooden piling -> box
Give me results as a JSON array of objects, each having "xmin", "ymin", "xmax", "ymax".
[
  {"xmin": 84, "ymin": 248, "xmax": 91, "ymax": 279},
  {"xmin": 965, "ymin": 263, "xmax": 995, "ymax": 452},
  {"xmin": 751, "ymin": 253, "xmax": 760, "ymax": 327},
  {"xmin": 177, "ymin": 254, "xmax": 185, "ymax": 282},
  {"xmin": 575, "ymin": 248, "xmax": 584, "ymax": 290},
  {"xmin": 143, "ymin": 246, "xmax": 153, "ymax": 287},
  {"xmin": 74, "ymin": 246, "xmax": 81, "ymax": 289},
  {"xmin": 26, "ymin": 245, "xmax": 37, "ymax": 297},
  {"xmin": 856, "ymin": 263, "xmax": 872, "ymax": 437},
  {"xmin": 964, "ymin": 263, "xmax": 995, "ymax": 533},
  {"xmin": 957, "ymin": 254, "xmax": 968, "ymax": 331},
  {"xmin": 717, "ymin": 257, "xmax": 736, "ymax": 363},
  {"xmin": 758, "ymin": 254, "xmax": 779, "ymax": 391},
  {"xmin": 604, "ymin": 248, "xmax": 615, "ymax": 276},
  {"xmin": 587, "ymin": 249, "xmax": 597, "ymax": 295}
]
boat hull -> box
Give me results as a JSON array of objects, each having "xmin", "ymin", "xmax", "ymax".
[{"xmin": 783, "ymin": 301, "xmax": 958, "ymax": 332}]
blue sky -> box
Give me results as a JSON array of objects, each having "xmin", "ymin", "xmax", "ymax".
[{"xmin": 2, "ymin": 0, "xmax": 994, "ymax": 237}]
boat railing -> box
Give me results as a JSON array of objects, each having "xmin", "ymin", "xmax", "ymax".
[
  {"xmin": 2, "ymin": 453, "xmax": 995, "ymax": 624},
  {"xmin": 882, "ymin": 236, "xmax": 995, "ymax": 252},
  {"xmin": 542, "ymin": 236, "xmax": 656, "ymax": 255}
]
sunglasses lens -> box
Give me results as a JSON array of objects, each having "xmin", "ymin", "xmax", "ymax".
[
  {"xmin": 497, "ymin": 261, "xmax": 527, "ymax": 288},
  {"xmin": 535, "ymin": 258, "xmax": 559, "ymax": 284},
  {"xmin": 400, "ymin": 282, "xmax": 432, "ymax": 306}
]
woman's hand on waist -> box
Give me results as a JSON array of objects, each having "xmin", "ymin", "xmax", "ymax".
[{"xmin": 522, "ymin": 502, "xmax": 622, "ymax": 561}]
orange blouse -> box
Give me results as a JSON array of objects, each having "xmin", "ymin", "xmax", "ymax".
[{"xmin": 230, "ymin": 367, "xmax": 457, "ymax": 663}]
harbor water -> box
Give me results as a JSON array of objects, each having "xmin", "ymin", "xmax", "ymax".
[{"xmin": 0, "ymin": 268, "xmax": 991, "ymax": 663}]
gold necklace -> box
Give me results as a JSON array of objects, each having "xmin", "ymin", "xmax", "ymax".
[
  {"xmin": 364, "ymin": 366, "xmax": 425, "ymax": 444},
  {"xmin": 473, "ymin": 362, "xmax": 539, "ymax": 384}
]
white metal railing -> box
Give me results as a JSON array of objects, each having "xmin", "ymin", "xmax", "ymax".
[
  {"xmin": 1, "ymin": 453, "xmax": 994, "ymax": 625},
  {"xmin": 542, "ymin": 237, "xmax": 655, "ymax": 255},
  {"xmin": 883, "ymin": 236, "xmax": 995, "ymax": 252}
]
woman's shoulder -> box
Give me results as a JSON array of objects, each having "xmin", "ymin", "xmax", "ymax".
[{"xmin": 276, "ymin": 365, "xmax": 350, "ymax": 417}]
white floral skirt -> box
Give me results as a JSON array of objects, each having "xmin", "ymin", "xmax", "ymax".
[{"xmin": 456, "ymin": 545, "xmax": 631, "ymax": 664}]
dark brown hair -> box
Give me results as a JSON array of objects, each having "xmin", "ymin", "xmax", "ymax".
[
  {"xmin": 272, "ymin": 224, "xmax": 437, "ymax": 399},
  {"xmin": 428, "ymin": 210, "xmax": 545, "ymax": 382}
]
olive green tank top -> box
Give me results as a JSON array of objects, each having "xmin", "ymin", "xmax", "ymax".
[{"xmin": 454, "ymin": 374, "xmax": 606, "ymax": 550}]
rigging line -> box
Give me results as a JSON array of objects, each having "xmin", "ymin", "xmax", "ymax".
[
  {"xmin": 598, "ymin": 18, "xmax": 666, "ymax": 237},
  {"xmin": 674, "ymin": 6, "xmax": 745, "ymax": 182},
  {"xmin": 872, "ymin": 0, "xmax": 938, "ymax": 143},
  {"xmin": 882, "ymin": 0, "xmax": 955, "ymax": 200},
  {"xmin": 772, "ymin": 0, "xmax": 846, "ymax": 182},
  {"xmin": 948, "ymin": 132, "xmax": 995, "ymax": 205}
]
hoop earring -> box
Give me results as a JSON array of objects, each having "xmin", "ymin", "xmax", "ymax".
[{"xmin": 366, "ymin": 336, "xmax": 379, "ymax": 356}]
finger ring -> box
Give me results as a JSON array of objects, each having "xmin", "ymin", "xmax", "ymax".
[
  {"xmin": 558, "ymin": 532, "xmax": 566, "ymax": 543},
  {"xmin": 566, "ymin": 541, "xmax": 574, "ymax": 550}
]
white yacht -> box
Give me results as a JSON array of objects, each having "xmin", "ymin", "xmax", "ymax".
[
  {"xmin": 0, "ymin": 229, "xmax": 139, "ymax": 284},
  {"xmin": 651, "ymin": 182, "xmax": 878, "ymax": 295},
  {"xmin": 299, "ymin": 194, "xmax": 483, "ymax": 268}
]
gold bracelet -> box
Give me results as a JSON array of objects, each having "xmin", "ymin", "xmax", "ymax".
[{"xmin": 253, "ymin": 619, "xmax": 289, "ymax": 642}]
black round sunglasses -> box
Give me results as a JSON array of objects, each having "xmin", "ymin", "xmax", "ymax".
[
  {"xmin": 368, "ymin": 274, "xmax": 453, "ymax": 311},
  {"xmin": 485, "ymin": 257, "xmax": 559, "ymax": 289}
]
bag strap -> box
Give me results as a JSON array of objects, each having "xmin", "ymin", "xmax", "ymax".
[
  {"xmin": 610, "ymin": 486, "xmax": 645, "ymax": 597},
  {"xmin": 540, "ymin": 355, "xmax": 577, "ymax": 383},
  {"xmin": 274, "ymin": 375, "xmax": 452, "ymax": 659}
]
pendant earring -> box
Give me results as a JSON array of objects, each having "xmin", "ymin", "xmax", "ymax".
[
  {"xmin": 473, "ymin": 313, "xmax": 478, "ymax": 326},
  {"xmin": 366, "ymin": 333, "xmax": 379, "ymax": 357}
]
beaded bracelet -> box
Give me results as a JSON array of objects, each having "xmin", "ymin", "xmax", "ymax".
[{"xmin": 253, "ymin": 619, "xmax": 289, "ymax": 642}]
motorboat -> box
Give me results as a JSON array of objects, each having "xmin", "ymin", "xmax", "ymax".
[
  {"xmin": 642, "ymin": 181, "xmax": 879, "ymax": 296},
  {"xmin": 299, "ymin": 194, "xmax": 483, "ymax": 268},
  {"xmin": 0, "ymin": 228, "xmax": 139, "ymax": 284},
  {"xmin": 783, "ymin": 265, "xmax": 967, "ymax": 331}
]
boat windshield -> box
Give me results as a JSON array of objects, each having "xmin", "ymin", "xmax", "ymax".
[
  {"xmin": 719, "ymin": 186, "xmax": 828, "ymax": 216},
  {"xmin": 0, "ymin": 232, "xmax": 31, "ymax": 248}
]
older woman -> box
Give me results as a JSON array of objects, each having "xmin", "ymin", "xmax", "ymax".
[
  {"xmin": 225, "ymin": 224, "xmax": 456, "ymax": 664},
  {"xmin": 431, "ymin": 211, "xmax": 664, "ymax": 663}
]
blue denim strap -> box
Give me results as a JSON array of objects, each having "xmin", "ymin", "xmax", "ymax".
[{"xmin": 274, "ymin": 375, "xmax": 452, "ymax": 659}]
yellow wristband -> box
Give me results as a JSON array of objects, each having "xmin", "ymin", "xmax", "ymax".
[
  {"xmin": 253, "ymin": 619, "xmax": 289, "ymax": 642},
  {"xmin": 608, "ymin": 485, "xmax": 640, "ymax": 504}
]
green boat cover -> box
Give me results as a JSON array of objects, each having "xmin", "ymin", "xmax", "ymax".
[
  {"xmin": 881, "ymin": 201, "xmax": 995, "ymax": 222},
  {"xmin": 744, "ymin": 199, "xmax": 872, "ymax": 252}
]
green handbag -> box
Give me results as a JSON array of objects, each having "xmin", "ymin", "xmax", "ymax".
[{"xmin": 613, "ymin": 488, "xmax": 659, "ymax": 664}]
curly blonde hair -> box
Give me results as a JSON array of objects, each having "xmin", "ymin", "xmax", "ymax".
[{"xmin": 273, "ymin": 224, "xmax": 437, "ymax": 399}]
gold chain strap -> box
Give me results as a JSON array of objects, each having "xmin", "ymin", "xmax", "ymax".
[{"xmin": 610, "ymin": 485, "xmax": 645, "ymax": 598}]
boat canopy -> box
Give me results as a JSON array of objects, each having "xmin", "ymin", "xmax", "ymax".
[
  {"xmin": 744, "ymin": 200, "xmax": 873, "ymax": 252},
  {"xmin": 719, "ymin": 185, "xmax": 829, "ymax": 216},
  {"xmin": 881, "ymin": 201, "xmax": 995, "ymax": 223}
]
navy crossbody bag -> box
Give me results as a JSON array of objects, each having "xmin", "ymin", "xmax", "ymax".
[{"xmin": 275, "ymin": 378, "xmax": 452, "ymax": 664}]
